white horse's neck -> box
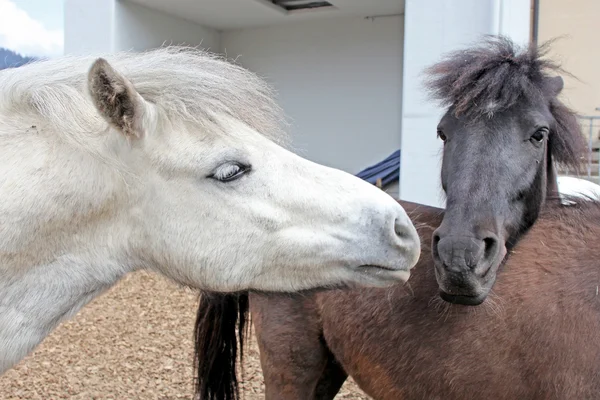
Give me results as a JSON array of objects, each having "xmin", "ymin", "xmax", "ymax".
[
  {"xmin": 0, "ymin": 128, "xmax": 145, "ymax": 374},
  {"xmin": 0, "ymin": 239, "xmax": 134, "ymax": 374}
]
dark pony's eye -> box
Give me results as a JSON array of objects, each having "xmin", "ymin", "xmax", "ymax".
[
  {"xmin": 210, "ymin": 162, "xmax": 251, "ymax": 182},
  {"xmin": 530, "ymin": 128, "xmax": 547, "ymax": 144},
  {"xmin": 437, "ymin": 129, "xmax": 447, "ymax": 142}
]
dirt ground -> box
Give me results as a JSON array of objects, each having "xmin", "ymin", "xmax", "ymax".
[{"xmin": 0, "ymin": 271, "xmax": 370, "ymax": 400}]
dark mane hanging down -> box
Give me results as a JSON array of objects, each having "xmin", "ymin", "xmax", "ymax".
[
  {"xmin": 194, "ymin": 292, "xmax": 249, "ymax": 400},
  {"xmin": 424, "ymin": 35, "xmax": 586, "ymax": 171}
]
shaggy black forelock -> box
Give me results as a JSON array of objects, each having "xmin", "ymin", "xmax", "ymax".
[{"xmin": 424, "ymin": 35, "xmax": 586, "ymax": 171}]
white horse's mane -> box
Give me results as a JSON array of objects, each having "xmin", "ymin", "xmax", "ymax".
[{"xmin": 0, "ymin": 46, "xmax": 289, "ymax": 144}]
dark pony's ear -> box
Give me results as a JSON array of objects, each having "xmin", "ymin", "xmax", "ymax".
[{"xmin": 545, "ymin": 75, "xmax": 564, "ymax": 98}]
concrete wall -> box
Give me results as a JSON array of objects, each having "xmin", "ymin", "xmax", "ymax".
[
  {"xmin": 114, "ymin": 1, "xmax": 220, "ymax": 52},
  {"xmin": 64, "ymin": 0, "xmax": 116, "ymax": 55},
  {"xmin": 221, "ymin": 16, "xmax": 403, "ymax": 177},
  {"xmin": 64, "ymin": 0, "xmax": 220, "ymax": 55},
  {"xmin": 538, "ymin": 0, "xmax": 600, "ymax": 116},
  {"xmin": 399, "ymin": 0, "xmax": 531, "ymax": 208}
]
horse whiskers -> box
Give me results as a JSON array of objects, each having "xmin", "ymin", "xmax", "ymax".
[
  {"xmin": 463, "ymin": 292, "xmax": 506, "ymax": 319},
  {"xmin": 485, "ymin": 290, "xmax": 507, "ymax": 317},
  {"xmin": 412, "ymin": 221, "xmax": 436, "ymax": 234},
  {"xmin": 428, "ymin": 294, "xmax": 454, "ymax": 321},
  {"xmin": 425, "ymin": 290, "xmax": 507, "ymax": 321},
  {"xmin": 403, "ymin": 281, "xmax": 415, "ymax": 298}
]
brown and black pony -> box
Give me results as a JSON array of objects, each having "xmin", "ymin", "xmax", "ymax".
[{"xmin": 193, "ymin": 37, "xmax": 596, "ymax": 400}]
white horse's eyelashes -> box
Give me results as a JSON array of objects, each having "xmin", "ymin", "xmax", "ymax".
[
  {"xmin": 210, "ymin": 162, "xmax": 251, "ymax": 182},
  {"xmin": 0, "ymin": 46, "xmax": 421, "ymax": 376}
]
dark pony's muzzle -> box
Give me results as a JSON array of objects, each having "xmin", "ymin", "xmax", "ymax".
[
  {"xmin": 439, "ymin": 291, "xmax": 489, "ymax": 306},
  {"xmin": 432, "ymin": 225, "xmax": 505, "ymax": 305},
  {"xmin": 433, "ymin": 261, "xmax": 494, "ymax": 305}
]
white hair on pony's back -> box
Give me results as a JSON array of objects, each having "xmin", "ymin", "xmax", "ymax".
[{"xmin": 0, "ymin": 45, "xmax": 289, "ymax": 145}]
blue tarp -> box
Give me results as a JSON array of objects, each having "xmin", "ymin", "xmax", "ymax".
[{"xmin": 355, "ymin": 149, "xmax": 400, "ymax": 187}]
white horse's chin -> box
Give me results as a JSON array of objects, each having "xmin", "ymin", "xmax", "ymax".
[{"xmin": 352, "ymin": 266, "xmax": 412, "ymax": 287}]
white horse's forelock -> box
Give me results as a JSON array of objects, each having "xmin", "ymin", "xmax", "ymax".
[{"xmin": 0, "ymin": 46, "xmax": 289, "ymax": 147}]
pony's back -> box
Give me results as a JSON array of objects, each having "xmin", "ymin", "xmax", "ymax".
[{"xmin": 193, "ymin": 198, "xmax": 600, "ymax": 400}]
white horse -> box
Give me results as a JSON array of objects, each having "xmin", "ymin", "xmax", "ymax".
[{"xmin": 0, "ymin": 47, "xmax": 421, "ymax": 374}]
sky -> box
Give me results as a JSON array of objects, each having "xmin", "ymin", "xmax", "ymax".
[{"xmin": 0, "ymin": 0, "xmax": 64, "ymax": 58}]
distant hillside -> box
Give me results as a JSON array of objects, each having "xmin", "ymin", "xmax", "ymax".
[{"xmin": 0, "ymin": 48, "xmax": 37, "ymax": 70}]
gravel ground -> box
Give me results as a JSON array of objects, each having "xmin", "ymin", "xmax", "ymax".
[{"xmin": 0, "ymin": 271, "xmax": 370, "ymax": 399}]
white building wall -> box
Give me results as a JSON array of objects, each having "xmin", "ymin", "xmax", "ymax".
[
  {"xmin": 399, "ymin": 0, "xmax": 531, "ymax": 208},
  {"xmin": 221, "ymin": 16, "xmax": 403, "ymax": 177},
  {"xmin": 64, "ymin": 0, "xmax": 220, "ymax": 55},
  {"xmin": 64, "ymin": 0, "xmax": 116, "ymax": 55},
  {"xmin": 114, "ymin": 1, "xmax": 220, "ymax": 52}
]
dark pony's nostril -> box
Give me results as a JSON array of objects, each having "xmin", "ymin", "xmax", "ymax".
[{"xmin": 483, "ymin": 236, "xmax": 498, "ymax": 261}]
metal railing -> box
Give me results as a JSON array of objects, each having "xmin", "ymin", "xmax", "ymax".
[
  {"xmin": 575, "ymin": 115, "xmax": 600, "ymax": 182},
  {"xmin": 556, "ymin": 115, "xmax": 600, "ymax": 183}
]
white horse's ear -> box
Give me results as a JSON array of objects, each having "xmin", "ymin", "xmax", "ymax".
[{"xmin": 87, "ymin": 58, "xmax": 149, "ymax": 139}]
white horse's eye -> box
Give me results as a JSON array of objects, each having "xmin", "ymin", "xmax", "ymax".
[{"xmin": 211, "ymin": 163, "xmax": 250, "ymax": 182}]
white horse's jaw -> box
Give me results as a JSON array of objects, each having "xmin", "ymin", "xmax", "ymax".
[
  {"xmin": 249, "ymin": 155, "xmax": 423, "ymax": 291},
  {"xmin": 136, "ymin": 129, "xmax": 422, "ymax": 293}
]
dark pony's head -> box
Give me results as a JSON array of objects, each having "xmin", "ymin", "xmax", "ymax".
[{"xmin": 424, "ymin": 36, "xmax": 586, "ymax": 305}]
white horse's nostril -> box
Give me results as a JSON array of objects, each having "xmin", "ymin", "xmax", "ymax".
[
  {"xmin": 394, "ymin": 217, "xmax": 412, "ymax": 239},
  {"xmin": 391, "ymin": 211, "xmax": 421, "ymax": 269},
  {"xmin": 394, "ymin": 218, "xmax": 403, "ymax": 237}
]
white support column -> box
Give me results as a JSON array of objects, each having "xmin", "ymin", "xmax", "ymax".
[
  {"xmin": 495, "ymin": 0, "xmax": 532, "ymax": 46},
  {"xmin": 64, "ymin": 0, "xmax": 116, "ymax": 55},
  {"xmin": 113, "ymin": 1, "xmax": 221, "ymax": 53},
  {"xmin": 65, "ymin": 0, "xmax": 221, "ymax": 56},
  {"xmin": 399, "ymin": 0, "xmax": 531, "ymax": 208}
]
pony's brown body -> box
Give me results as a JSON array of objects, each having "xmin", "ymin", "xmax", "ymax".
[{"xmin": 250, "ymin": 200, "xmax": 600, "ymax": 400}]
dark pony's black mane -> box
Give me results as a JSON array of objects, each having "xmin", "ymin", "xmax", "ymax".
[{"xmin": 424, "ymin": 35, "xmax": 586, "ymax": 172}]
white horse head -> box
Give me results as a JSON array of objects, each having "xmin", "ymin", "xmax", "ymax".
[{"xmin": 0, "ymin": 47, "xmax": 420, "ymax": 373}]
